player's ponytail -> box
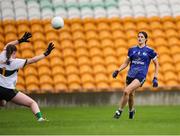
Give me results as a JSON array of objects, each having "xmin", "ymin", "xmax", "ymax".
[{"xmin": 6, "ymin": 44, "xmax": 17, "ymax": 65}]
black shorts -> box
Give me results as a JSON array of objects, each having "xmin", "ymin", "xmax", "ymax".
[
  {"xmin": 0, "ymin": 86, "xmax": 18, "ymax": 101},
  {"xmin": 126, "ymin": 76, "xmax": 146, "ymax": 86}
]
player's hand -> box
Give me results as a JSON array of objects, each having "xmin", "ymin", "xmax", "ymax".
[
  {"xmin": 44, "ymin": 42, "xmax": 55, "ymax": 56},
  {"xmin": 18, "ymin": 32, "xmax": 32, "ymax": 43},
  {"xmin": 112, "ymin": 70, "xmax": 119, "ymax": 78},
  {"xmin": 152, "ymin": 77, "xmax": 158, "ymax": 87}
]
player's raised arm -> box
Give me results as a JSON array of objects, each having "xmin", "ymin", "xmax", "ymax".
[
  {"xmin": 112, "ymin": 57, "xmax": 130, "ymax": 79},
  {"xmin": 26, "ymin": 42, "xmax": 55, "ymax": 65},
  {"xmin": 3, "ymin": 32, "xmax": 32, "ymax": 50}
]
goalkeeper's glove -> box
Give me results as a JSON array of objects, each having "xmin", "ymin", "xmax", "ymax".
[
  {"xmin": 112, "ymin": 70, "xmax": 119, "ymax": 78},
  {"xmin": 18, "ymin": 32, "xmax": 32, "ymax": 43},
  {"xmin": 44, "ymin": 42, "xmax": 55, "ymax": 56},
  {"xmin": 152, "ymin": 77, "xmax": 158, "ymax": 87}
]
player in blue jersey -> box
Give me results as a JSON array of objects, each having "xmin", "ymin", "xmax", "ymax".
[{"xmin": 112, "ymin": 31, "xmax": 159, "ymax": 119}]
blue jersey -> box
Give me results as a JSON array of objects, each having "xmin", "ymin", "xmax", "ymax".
[{"xmin": 127, "ymin": 45, "xmax": 157, "ymax": 79}]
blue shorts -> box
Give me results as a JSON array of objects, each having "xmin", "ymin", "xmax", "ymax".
[{"xmin": 126, "ymin": 76, "xmax": 146, "ymax": 87}]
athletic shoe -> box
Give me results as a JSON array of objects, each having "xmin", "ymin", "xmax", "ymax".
[
  {"xmin": 129, "ymin": 109, "xmax": 135, "ymax": 119},
  {"xmin": 37, "ymin": 118, "xmax": 48, "ymax": 122},
  {"xmin": 113, "ymin": 110, "xmax": 122, "ymax": 119}
]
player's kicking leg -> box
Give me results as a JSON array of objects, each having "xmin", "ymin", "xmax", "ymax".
[{"xmin": 113, "ymin": 79, "xmax": 141, "ymax": 119}]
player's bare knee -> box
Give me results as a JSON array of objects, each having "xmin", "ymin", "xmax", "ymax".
[
  {"xmin": 28, "ymin": 99, "xmax": 37, "ymax": 107},
  {"xmin": 123, "ymin": 90, "xmax": 130, "ymax": 96},
  {"xmin": 0, "ymin": 100, "xmax": 7, "ymax": 107},
  {"xmin": 129, "ymin": 93, "xmax": 134, "ymax": 97}
]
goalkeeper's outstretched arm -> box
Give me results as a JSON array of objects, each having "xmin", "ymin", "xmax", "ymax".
[{"xmin": 26, "ymin": 42, "xmax": 55, "ymax": 65}]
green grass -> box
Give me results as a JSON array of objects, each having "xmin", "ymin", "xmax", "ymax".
[{"xmin": 0, "ymin": 106, "xmax": 180, "ymax": 135}]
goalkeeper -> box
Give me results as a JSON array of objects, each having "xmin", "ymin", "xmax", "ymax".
[
  {"xmin": 112, "ymin": 31, "xmax": 159, "ymax": 119},
  {"xmin": 0, "ymin": 32, "xmax": 54, "ymax": 122}
]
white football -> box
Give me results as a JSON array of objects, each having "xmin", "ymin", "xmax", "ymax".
[{"xmin": 51, "ymin": 16, "xmax": 64, "ymax": 29}]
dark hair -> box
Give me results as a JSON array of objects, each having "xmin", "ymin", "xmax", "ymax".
[
  {"xmin": 6, "ymin": 44, "xmax": 17, "ymax": 65},
  {"xmin": 138, "ymin": 31, "xmax": 148, "ymax": 43},
  {"xmin": 138, "ymin": 31, "xmax": 148, "ymax": 39}
]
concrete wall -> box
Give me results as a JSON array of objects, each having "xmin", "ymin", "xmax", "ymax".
[{"xmin": 7, "ymin": 90, "xmax": 180, "ymax": 107}]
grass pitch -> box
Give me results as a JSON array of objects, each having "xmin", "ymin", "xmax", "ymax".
[{"xmin": 0, "ymin": 106, "xmax": 180, "ymax": 135}]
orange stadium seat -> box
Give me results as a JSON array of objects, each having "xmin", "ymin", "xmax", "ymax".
[
  {"xmin": 124, "ymin": 22, "xmax": 136, "ymax": 31},
  {"xmin": 74, "ymin": 39, "xmax": 86, "ymax": 49},
  {"xmin": 99, "ymin": 30, "xmax": 112, "ymax": 40},
  {"xmin": 50, "ymin": 57, "xmax": 64, "ymax": 67},
  {"xmin": 54, "ymin": 83, "xmax": 68, "ymax": 92},
  {"xmin": 34, "ymin": 41, "xmax": 46, "ymax": 50},
  {"xmin": 101, "ymin": 39, "xmax": 114, "ymax": 48},
  {"xmin": 79, "ymin": 64, "xmax": 93, "ymax": 74},
  {"xmin": 162, "ymin": 63, "xmax": 174, "ymax": 72},
  {"xmin": 150, "ymin": 21, "xmax": 162, "ymax": 30},
  {"xmin": 71, "ymin": 23, "xmax": 84, "ymax": 32},
  {"xmin": 39, "ymin": 75, "xmax": 53, "ymax": 85},
  {"xmin": 62, "ymin": 48, "xmax": 75, "ymax": 58},
  {"xmin": 44, "ymin": 24, "xmax": 55, "ymax": 33},
  {"xmin": 86, "ymin": 30, "xmax": 98, "ymax": 40},
  {"xmin": 59, "ymin": 31, "xmax": 72, "ymax": 41},
  {"xmin": 0, "ymin": 35, "xmax": 5, "ymax": 44},
  {"xmin": 154, "ymin": 37, "xmax": 168, "ymax": 47},
  {"xmin": 97, "ymin": 22, "xmax": 110, "ymax": 31},
  {"xmin": 72, "ymin": 31, "xmax": 85, "ymax": 41},
  {"xmin": 84, "ymin": 22, "xmax": 96, "ymax": 32},
  {"xmin": 110, "ymin": 22, "xmax": 124, "ymax": 31},
  {"xmin": 159, "ymin": 54, "xmax": 172, "ymax": 64},
  {"xmin": 95, "ymin": 73, "xmax": 109, "ymax": 90},
  {"xmin": 60, "ymin": 24, "xmax": 70, "ymax": 33},
  {"xmin": 93, "ymin": 64, "xmax": 107, "ymax": 74},
  {"xmin": 112, "ymin": 30, "xmax": 126, "ymax": 40},
  {"xmin": 170, "ymin": 45, "xmax": 180, "ymax": 54},
  {"xmin": 156, "ymin": 46, "xmax": 169, "ymax": 55},
  {"xmin": 103, "ymin": 47, "xmax": 116, "ymax": 56},
  {"xmin": 26, "ymin": 84, "xmax": 40, "ymax": 93},
  {"xmin": 31, "ymin": 24, "xmax": 44, "ymax": 33},
  {"xmin": 165, "ymin": 29, "xmax": 179, "ymax": 38},
  {"xmin": 40, "ymin": 83, "xmax": 54, "ymax": 93},
  {"xmin": 25, "ymin": 75, "xmax": 39, "ymax": 86},
  {"xmin": 81, "ymin": 73, "xmax": 94, "ymax": 83},
  {"xmin": 173, "ymin": 54, "xmax": 180, "ymax": 63},
  {"xmin": 38, "ymin": 66, "xmax": 52, "ymax": 76},
  {"xmin": 32, "ymin": 32, "xmax": 45, "ymax": 42},
  {"xmin": 5, "ymin": 33, "xmax": 18, "ymax": 43},
  {"xmin": 36, "ymin": 59, "xmax": 50, "ymax": 67},
  {"xmin": 67, "ymin": 74, "xmax": 81, "ymax": 91},
  {"xmin": 60, "ymin": 40, "xmax": 74, "ymax": 49},
  {"xmin": 76, "ymin": 48, "xmax": 89, "ymax": 58},
  {"xmin": 104, "ymin": 56, "xmax": 118, "ymax": 65},
  {"xmin": 64, "ymin": 57, "xmax": 77, "ymax": 66},
  {"xmin": 78, "ymin": 56, "xmax": 91, "ymax": 66},
  {"xmin": 4, "ymin": 25, "xmax": 17, "ymax": 34},
  {"xmin": 91, "ymin": 56, "xmax": 104, "ymax": 65},
  {"xmin": 128, "ymin": 38, "xmax": 138, "ymax": 46},
  {"xmin": 52, "ymin": 66, "xmax": 65, "ymax": 75},
  {"xmin": 24, "ymin": 66, "xmax": 38, "ymax": 76},
  {"xmin": 136, "ymin": 22, "xmax": 149, "ymax": 31},
  {"xmin": 3, "ymin": 19, "xmax": 15, "ymax": 26},
  {"xmin": 87, "ymin": 39, "xmax": 100, "ymax": 48},
  {"xmin": 17, "ymin": 24, "xmax": 30, "ymax": 35},
  {"xmin": 49, "ymin": 49, "xmax": 61, "ymax": 58},
  {"xmin": 65, "ymin": 65, "xmax": 79, "ymax": 75},
  {"xmin": 126, "ymin": 30, "xmax": 137, "ymax": 39},
  {"xmin": 21, "ymin": 50, "xmax": 34, "ymax": 58},
  {"xmin": 114, "ymin": 39, "xmax": 127, "ymax": 48},
  {"xmin": 163, "ymin": 21, "xmax": 176, "ymax": 30},
  {"xmin": 46, "ymin": 32, "xmax": 59, "ymax": 41}
]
